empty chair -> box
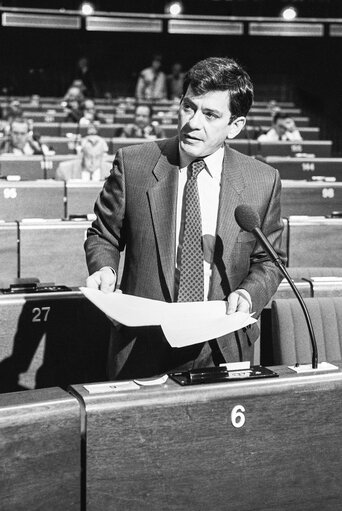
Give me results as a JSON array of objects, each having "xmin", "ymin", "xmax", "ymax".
[{"xmin": 271, "ymin": 297, "xmax": 342, "ymax": 365}]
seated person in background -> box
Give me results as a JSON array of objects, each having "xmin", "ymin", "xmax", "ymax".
[
  {"xmin": 0, "ymin": 117, "xmax": 49, "ymax": 155},
  {"xmin": 79, "ymin": 99, "xmax": 102, "ymax": 127},
  {"xmin": 283, "ymin": 116, "xmax": 303, "ymax": 141},
  {"xmin": 135, "ymin": 55, "xmax": 167, "ymax": 100},
  {"xmin": 55, "ymin": 135, "xmax": 111, "ymax": 181},
  {"xmin": 64, "ymin": 98, "xmax": 83, "ymax": 123},
  {"xmin": 258, "ymin": 112, "xmax": 302, "ymax": 142},
  {"xmin": 167, "ymin": 62, "xmax": 185, "ymax": 100},
  {"xmin": 62, "ymin": 83, "xmax": 84, "ymax": 104},
  {"xmin": 120, "ymin": 104, "xmax": 165, "ymax": 139}
]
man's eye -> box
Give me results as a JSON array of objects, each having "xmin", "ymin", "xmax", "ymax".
[
  {"xmin": 183, "ymin": 103, "xmax": 193, "ymax": 111},
  {"xmin": 205, "ymin": 113, "xmax": 217, "ymax": 120}
]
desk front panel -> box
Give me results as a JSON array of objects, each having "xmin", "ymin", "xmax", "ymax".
[
  {"xmin": 72, "ymin": 367, "xmax": 342, "ymax": 511},
  {"xmin": 267, "ymin": 157, "xmax": 342, "ymax": 180},
  {"xmin": 19, "ymin": 220, "xmax": 90, "ymax": 286},
  {"xmin": 281, "ymin": 181, "xmax": 342, "ymax": 216},
  {"xmin": 260, "ymin": 141, "xmax": 332, "ymax": 158},
  {"xmin": 66, "ymin": 182, "xmax": 102, "ymax": 217},
  {"xmin": 0, "ymin": 181, "xmax": 65, "ymax": 221},
  {"xmin": 287, "ymin": 217, "xmax": 342, "ymax": 267},
  {"xmin": 0, "ymin": 387, "xmax": 80, "ymax": 510},
  {"xmin": 0, "ymin": 291, "xmax": 109, "ymax": 392},
  {"xmin": 0, "ymin": 155, "xmax": 77, "ymax": 180}
]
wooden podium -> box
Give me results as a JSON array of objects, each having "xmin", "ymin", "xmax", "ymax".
[{"xmin": 71, "ymin": 365, "xmax": 342, "ymax": 511}]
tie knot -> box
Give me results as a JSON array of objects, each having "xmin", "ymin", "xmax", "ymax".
[{"xmin": 190, "ymin": 159, "xmax": 205, "ymax": 179}]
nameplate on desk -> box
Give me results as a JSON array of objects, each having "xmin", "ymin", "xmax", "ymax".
[{"xmin": 83, "ymin": 381, "xmax": 140, "ymax": 394}]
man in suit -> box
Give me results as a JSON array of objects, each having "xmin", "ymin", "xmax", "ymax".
[
  {"xmin": 55, "ymin": 135, "xmax": 111, "ymax": 181},
  {"xmin": 120, "ymin": 104, "xmax": 165, "ymax": 140},
  {"xmin": 85, "ymin": 57, "xmax": 285, "ymax": 379}
]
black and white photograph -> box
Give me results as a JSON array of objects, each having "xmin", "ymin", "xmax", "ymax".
[{"xmin": 0, "ymin": 1, "xmax": 342, "ymax": 509}]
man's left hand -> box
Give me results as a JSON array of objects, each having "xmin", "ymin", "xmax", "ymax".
[{"xmin": 226, "ymin": 289, "xmax": 252, "ymax": 315}]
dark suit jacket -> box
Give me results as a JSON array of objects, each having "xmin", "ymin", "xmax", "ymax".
[{"xmin": 85, "ymin": 136, "xmax": 285, "ymax": 377}]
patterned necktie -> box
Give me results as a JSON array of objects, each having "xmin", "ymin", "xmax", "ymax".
[{"xmin": 177, "ymin": 159, "xmax": 205, "ymax": 302}]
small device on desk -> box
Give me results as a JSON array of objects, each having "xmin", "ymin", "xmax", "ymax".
[
  {"xmin": 0, "ymin": 279, "xmax": 70, "ymax": 294},
  {"xmin": 169, "ymin": 362, "xmax": 278, "ymax": 386}
]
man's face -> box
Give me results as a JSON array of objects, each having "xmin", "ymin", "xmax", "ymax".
[
  {"xmin": 152, "ymin": 59, "xmax": 161, "ymax": 71},
  {"xmin": 11, "ymin": 121, "xmax": 29, "ymax": 150},
  {"xmin": 274, "ymin": 119, "xmax": 287, "ymax": 137},
  {"xmin": 135, "ymin": 106, "xmax": 151, "ymax": 129},
  {"xmin": 82, "ymin": 145, "xmax": 104, "ymax": 173},
  {"xmin": 178, "ymin": 86, "xmax": 242, "ymax": 163}
]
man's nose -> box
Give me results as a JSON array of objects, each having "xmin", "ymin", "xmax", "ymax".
[{"xmin": 187, "ymin": 110, "xmax": 203, "ymax": 130}]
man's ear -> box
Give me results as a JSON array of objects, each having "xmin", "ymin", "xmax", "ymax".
[{"xmin": 226, "ymin": 116, "xmax": 246, "ymax": 139}]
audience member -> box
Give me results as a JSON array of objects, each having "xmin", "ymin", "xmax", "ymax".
[
  {"xmin": 64, "ymin": 98, "xmax": 83, "ymax": 123},
  {"xmin": 135, "ymin": 55, "xmax": 167, "ymax": 100},
  {"xmin": 0, "ymin": 117, "xmax": 49, "ymax": 155},
  {"xmin": 120, "ymin": 104, "xmax": 165, "ymax": 139},
  {"xmin": 79, "ymin": 99, "xmax": 102, "ymax": 127},
  {"xmin": 55, "ymin": 135, "xmax": 111, "ymax": 181},
  {"xmin": 62, "ymin": 84, "xmax": 84, "ymax": 104},
  {"xmin": 167, "ymin": 62, "xmax": 185, "ymax": 100},
  {"xmin": 3, "ymin": 100, "xmax": 23, "ymax": 124},
  {"xmin": 258, "ymin": 111, "xmax": 302, "ymax": 142}
]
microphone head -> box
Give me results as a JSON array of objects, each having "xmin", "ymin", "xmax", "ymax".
[{"xmin": 234, "ymin": 204, "xmax": 260, "ymax": 232}]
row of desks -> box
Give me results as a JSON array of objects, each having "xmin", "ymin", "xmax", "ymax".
[
  {"xmin": 1, "ymin": 364, "xmax": 342, "ymax": 510},
  {"xmin": 0, "ymin": 97, "xmax": 297, "ymax": 108},
  {"xmin": 28, "ymin": 122, "xmax": 320, "ymax": 140},
  {"xmin": 0, "ymin": 137, "xmax": 334, "ymax": 157},
  {"xmin": 0, "ymin": 180, "xmax": 341, "ymax": 221},
  {"xmin": 23, "ymin": 111, "xmax": 310, "ymax": 126},
  {"xmin": 0, "ymin": 216, "xmax": 341, "ymax": 290},
  {"xmin": 16, "ymin": 103, "xmax": 302, "ymax": 115},
  {"xmin": 1, "ymin": 154, "xmax": 341, "ymax": 181}
]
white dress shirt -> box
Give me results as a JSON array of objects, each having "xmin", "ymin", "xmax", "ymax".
[{"xmin": 81, "ymin": 167, "xmax": 101, "ymax": 181}]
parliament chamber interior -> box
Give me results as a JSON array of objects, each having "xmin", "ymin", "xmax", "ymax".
[{"xmin": 1, "ymin": 1, "xmax": 342, "ymax": 510}]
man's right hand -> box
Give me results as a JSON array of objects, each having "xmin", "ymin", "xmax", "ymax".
[{"xmin": 86, "ymin": 266, "xmax": 116, "ymax": 293}]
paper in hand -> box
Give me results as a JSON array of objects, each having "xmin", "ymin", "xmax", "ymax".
[{"xmin": 80, "ymin": 287, "xmax": 257, "ymax": 348}]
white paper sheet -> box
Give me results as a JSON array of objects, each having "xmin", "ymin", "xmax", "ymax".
[
  {"xmin": 80, "ymin": 287, "xmax": 167, "ymax": 326},
  {"xmin": 80, "ymin": 287, "xmax": 257, "ymax": 348}
]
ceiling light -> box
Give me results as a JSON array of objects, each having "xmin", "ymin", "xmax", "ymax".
[
  {"xmin": 166, "ymin": 2, "xmax": 183, "ymax": 16},
  {"xmin": 281, "ymin": 6, "xmax": 298, "ymax": 21},
  {"xmin": 81, "ymin": 2, "xmax": 94, "ymax": 16}
]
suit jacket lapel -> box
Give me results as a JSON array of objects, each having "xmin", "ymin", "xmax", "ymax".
[
  {"xmin": 147, "ymin": 137, "xmax": 179, "ymax": 301},
  {"xmin": 209, "ymin": 145, "xmax": 246, "ymax": 299}
]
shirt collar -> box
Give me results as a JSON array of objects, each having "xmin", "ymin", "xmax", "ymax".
[{"xmin": 179, "ymin": 145, "xmax": 224, "ymax": 180}]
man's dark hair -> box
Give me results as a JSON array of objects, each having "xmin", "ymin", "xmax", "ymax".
[
  {"xmin": 182, "ymin": 57, "xmax": 254, "ymax": 120},
  {"xmin": 272, "ymin": 111, "xmax": 288, "ymax": 124}
]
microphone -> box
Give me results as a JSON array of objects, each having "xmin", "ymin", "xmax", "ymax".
[{"xmin": 234, "ymin": 204, "xmax": 318, "ymax": 369}]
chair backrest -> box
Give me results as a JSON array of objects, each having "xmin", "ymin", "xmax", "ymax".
[
  {"xmin": 271, "ymin": 296, "xmax": 342, "ymax": 365},
  {"xmin": 287, "ymin": 267, "xmax": 342, "ymax": 280}
]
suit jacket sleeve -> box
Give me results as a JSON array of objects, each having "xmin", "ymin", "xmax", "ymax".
[
  {"xmin": 84, "ymin": 151, "xmax": 125, "ymax": 275},
  {"xmin": 239, "ymin": 169, "xmax": 285, "ymax": 317}
]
